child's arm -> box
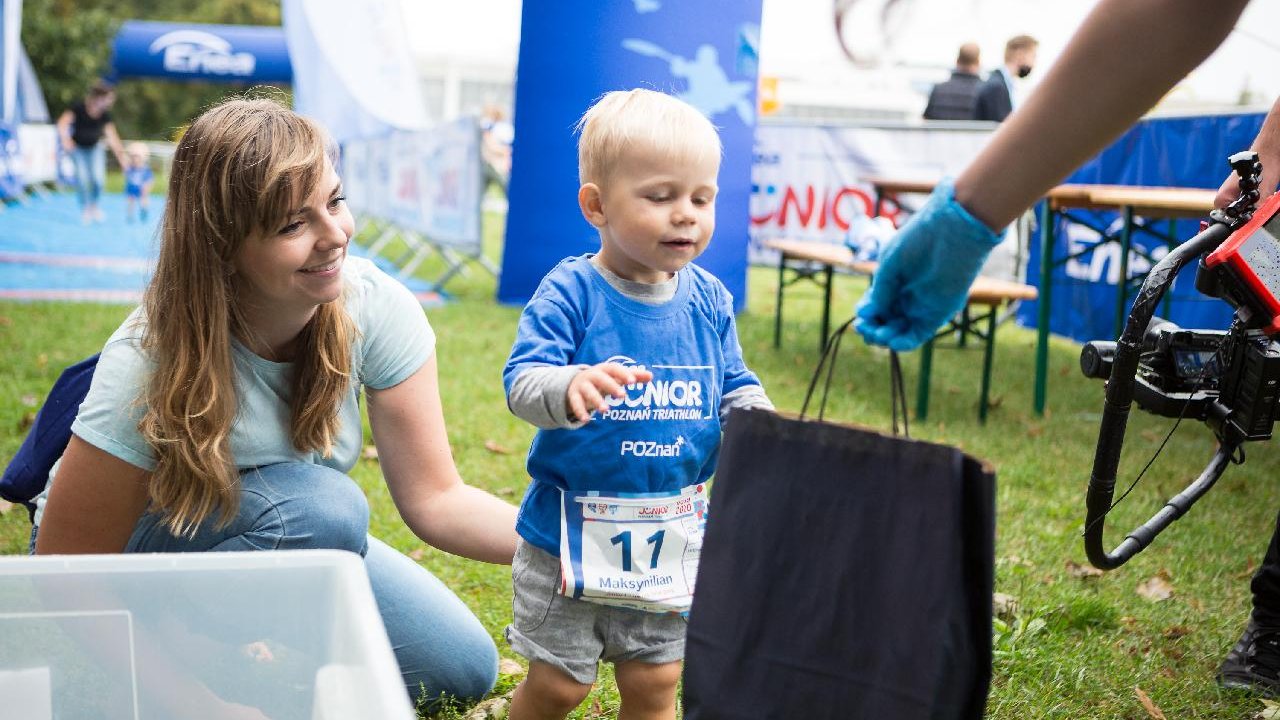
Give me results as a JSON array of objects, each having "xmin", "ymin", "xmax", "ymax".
[
  {"xmin": 508, "ymin": 365, "xmax": 587, "ymax": 429},
  {"xmin": 509, "ymin": 363, "xmax": 653, "ymax": 428},
  {"xmin": 504, "ymin": 288, "xmax": 650, "ymax": 429},
  {"xmin": 715, "ymin": 285, "xmax": 773, "ymax": 422},
  {"xmin": 721, "ymin": 385, "xmax": 774, "ymax": 423}
]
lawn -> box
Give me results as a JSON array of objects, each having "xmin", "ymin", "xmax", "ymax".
[{"xmin": 2, "ymin": 208, "xmax": 1279, "ymax": 719}]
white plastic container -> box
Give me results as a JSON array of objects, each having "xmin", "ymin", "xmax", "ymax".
[{"xmin": 0, "ymin": 550, "xmax": 415, "ymax": 720}]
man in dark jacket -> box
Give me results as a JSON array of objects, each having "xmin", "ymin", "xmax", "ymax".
[
  {"xmin": 923, "ymin": 43, "xmax": 983, "ymax": 121},
  {"xmin": 974, "ymin": 34, "xmax": 1039, "ymax": 122}
]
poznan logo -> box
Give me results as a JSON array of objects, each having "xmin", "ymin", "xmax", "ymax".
[
  {"xmin": 149, "ymin": 31, "xmax": 256, "ymax": 77},
  {"xmin": 619, "ymin": 436, "xmax": 686, "ymax": 458}
]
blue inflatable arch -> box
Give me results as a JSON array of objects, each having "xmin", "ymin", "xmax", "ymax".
[{"xmin": 111, "ymin": 20, "xmax": 292, "ymax": 83}]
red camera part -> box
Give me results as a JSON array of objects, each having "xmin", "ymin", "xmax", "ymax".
[{"xmin": 1204, "ymin": 192, "xmax": 1280, "ymax": 335}]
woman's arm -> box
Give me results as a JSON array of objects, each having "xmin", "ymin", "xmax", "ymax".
[
  {"xmin": 367, "ymin": 353, "xmax": 519, "ymax": 564},
  {"xmin": 35, "ymin": 436, "xmax": 151, "ymax": 554},
  {"xmin": 55, "ymin": 109, "xmax": 75, "ymax": 152},
  {"xmin": 955, "ymin": 0, "xmax": 1250, "ymax": 230},
  {"xmin": 103, "ymin": 122, "xmax": 128, "ymax": 170}
]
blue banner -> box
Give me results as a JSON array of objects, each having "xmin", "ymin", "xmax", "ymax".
[
  {"xmin": 498, "ymin": 0, "xmax": 763, "ymax": 309},
  {"xmin": 112, "ymin": 20, "xmax": 291, "ymax": 83},
  {"xmin": 1018, "ymin": 111, "xmax": 1269, "ymax": 344},
  {"xmin": 0, "ymin": 121, "xmax": 20, "ymax": 199},
  {"xmin": 1, "ymin": 0, "xmax": 20, "ymax": 125}
]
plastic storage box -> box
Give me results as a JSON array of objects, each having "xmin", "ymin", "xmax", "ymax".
[{"xmin": 0, "ymin": 550, "xmax": 415, "ymax": 720}]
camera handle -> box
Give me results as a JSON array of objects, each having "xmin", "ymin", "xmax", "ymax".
[
  {"xmin": 1083, "ymin": 151, "xmax": 1262, "ymax": 569},
  {"xmin": 1083, "ymin": 220, "xmax": 1236, "ymax": 569}
]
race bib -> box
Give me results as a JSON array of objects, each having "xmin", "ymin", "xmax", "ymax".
[{"xmin": 559, "ymin": 483, "xmax": 708, "ymax": 614}]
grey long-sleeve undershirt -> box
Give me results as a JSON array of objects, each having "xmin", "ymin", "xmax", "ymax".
[{"xmin": 507, "ymin": 256, "xmax": 774, "ymax": 430}]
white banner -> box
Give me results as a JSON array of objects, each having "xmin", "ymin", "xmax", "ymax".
[
  {"xmin": 17, "ymin": 123, "xmax": 55, "ymax": 184},
  {"xmin": 749, "ymin": 122, "xmax": 996, "ymax": 264},
  {"xmin": 282, "ymin": 0, "xmax": 427, "ymax": 143},
  {"xmin": 341, "ymin": 116, "xmax": 483, "ymax": 253}
]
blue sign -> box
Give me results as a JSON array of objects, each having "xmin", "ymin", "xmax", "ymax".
[
  {"xmin": 1019, "ymin": 111, "xmax": 1268, "ymax": 344},
  {"xmin": 499, "ymin": 0, "xmax": 763, "ymax": 309},
  {"xmin": 112, "ymin": 20, "xmax": 292, "ymax": 83},
  {"xmin": 0, "ymin": 121, "xmax": 21, "ymax": 199}
]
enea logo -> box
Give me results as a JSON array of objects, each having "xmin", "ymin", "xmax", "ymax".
[{"xmin": 149, "ymin": 31, "xmax": 256, "ymax": 77}]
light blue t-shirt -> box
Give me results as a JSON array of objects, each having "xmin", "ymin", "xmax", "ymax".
[
  {"xmin": 34, "ymin": 256, "xmax": 434, "ymax": 525},
  {"xmin": 503, "ymin": 255, "xmax": 764, "ymax": 555}
]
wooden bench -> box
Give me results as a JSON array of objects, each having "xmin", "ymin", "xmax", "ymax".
[{"xmin": 763, "ymin": 237, "xmax": 1038, "ymax": 423}]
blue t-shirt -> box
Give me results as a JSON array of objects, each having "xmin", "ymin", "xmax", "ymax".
[
  {"xmin": 125, "ymin": 165, "xmax": 154, "ymax": 197},
  {"xmin": 503, "ymin": 255, "xmax": 763, "ymax": 555}
]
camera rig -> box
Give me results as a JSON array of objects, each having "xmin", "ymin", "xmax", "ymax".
[{"xmin": 1080, "ymin": 151, "xmax": 1279, "ymax": 569}]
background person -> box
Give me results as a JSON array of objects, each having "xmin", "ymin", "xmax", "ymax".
[
  {"xmin": 1212, "ymin": 94, "xmax": 1280, "ymax": 696},
  {"xmin": 33, "ymin": 97, "xmax": 518, "ymax": 710},
  {"xmin": 923, "ymin": 42, "xmax": 983, "ymax": 121},
  {"xmin": 55, "ymin": 82, "xmax": 127, "ymax": 224},
  {"xmin": 973, "ymin": 34, "xmax": 1039, "ymax": 123},
  {"xmin": 123, "ymin": 141, "xmax": 154, "ymax": 223}
]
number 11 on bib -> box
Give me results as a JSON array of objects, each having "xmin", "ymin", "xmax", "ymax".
[{"xmin": 559, "ymin": 483, "xmax": 708, "ymax": 614}]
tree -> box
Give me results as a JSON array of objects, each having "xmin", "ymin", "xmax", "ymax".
[
  {"xmin": 21, "ymin": 0, "xmax": 285, "ymax": 140},
  {"xmin": 21, "ymin": 0, "xmax": 117, "ymax": 119}
]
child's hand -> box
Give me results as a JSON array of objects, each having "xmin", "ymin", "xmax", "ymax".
[{"xmin": 566, "ymin": 363, "xmax": 653, "ymax": 423}]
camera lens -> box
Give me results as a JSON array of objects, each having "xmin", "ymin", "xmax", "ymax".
[{"xmin": 1081, "ymin": 341, "xmax": 1117, "ymax": 379}]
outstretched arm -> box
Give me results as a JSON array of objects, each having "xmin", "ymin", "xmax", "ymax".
[
  {"xmin": 103, "ymin": 122, "xmax": 128, "ymax": 170},
  {"xmin": 857, "ymin": 0, "xmax": 1252, "ymax": 350},
  {"xmin": 956, "ymin": 0, "xmax": 1250, "ymax": 229},
  {"xmin": 368, "ymin": 353, "xmax": 518, "ymax": 564}
]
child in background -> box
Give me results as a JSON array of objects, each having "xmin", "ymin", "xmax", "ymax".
[
  {"xmin": 124, "ymin": 141, "xmax": 154, "ymax": 222},
  {"xmin": 502, "ymin": 88, "xmax": 773, "ymax": 720}
]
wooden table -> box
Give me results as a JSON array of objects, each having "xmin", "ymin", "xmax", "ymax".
[
  {"xmin": 765, "ymin": 237, "xmax": 1037, "ymax": 423},
  {"xmin": 1033, "ymin": 184, "xmax": 1217, "ymax": 414},
  {"xmin": 862, "ymin": 176, "xmax": 939, "ymax": 218}
]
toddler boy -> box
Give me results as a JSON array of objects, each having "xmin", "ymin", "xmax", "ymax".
[{"xmin": 503, "ymin": 88, "xmax": 772, "ymax": 720}]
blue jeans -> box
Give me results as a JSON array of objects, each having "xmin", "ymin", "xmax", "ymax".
[
  {"xmin": 35, "ymin": 462, "xmax": 498, "ymax": 707},
  {"xmin": 69, "ymin": 144, "xmax": 105, "ymax": 208}
]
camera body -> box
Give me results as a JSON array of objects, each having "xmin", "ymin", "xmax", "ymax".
[{"xmin": 1083, "ymin": 321, "xmax": 1280, "ymax": 445}]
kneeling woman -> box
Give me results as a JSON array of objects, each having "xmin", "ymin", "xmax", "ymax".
[{"xmin": 33, "ymin": 97, "xmax": 518, "ymax": 708}]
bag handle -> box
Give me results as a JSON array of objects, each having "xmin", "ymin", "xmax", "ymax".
[{"xmin": 799, "ymin": 320, "xmax": 910, "ymax": 438}]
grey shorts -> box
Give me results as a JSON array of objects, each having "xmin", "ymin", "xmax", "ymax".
[{"xmin": 505, "ymin": 538, "xmax": 686, "ymax": 685}]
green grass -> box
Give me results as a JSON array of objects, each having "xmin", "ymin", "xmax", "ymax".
[{"xmin": 3, "ymin": 208, "xmax": 1280, "ymax": 718}]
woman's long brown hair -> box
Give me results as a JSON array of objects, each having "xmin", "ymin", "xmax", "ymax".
[{"xmin": 139, "ymin": 97, "xmax": 355, "ymax": 537}]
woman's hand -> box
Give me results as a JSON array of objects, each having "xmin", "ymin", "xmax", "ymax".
[{"xmin": 565, "ymin": 362, "xmax": 653, "ymax": 423}]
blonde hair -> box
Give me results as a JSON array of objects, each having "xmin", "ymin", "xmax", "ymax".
[
  {"xmin": 126, "ymin": 141, "xmax": 150, "ymax": 160},
  {"xmin": 140, "ymin": 96, "xmax": 356, "ymax": 537},
  {"xmin": 576, "ymin": 89, "xmax": 721, "ymax": 185}
]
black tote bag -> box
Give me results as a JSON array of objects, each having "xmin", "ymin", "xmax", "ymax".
[{"xmin": 683, "ymin": 337, "xmax": 995, "ymax": 719}]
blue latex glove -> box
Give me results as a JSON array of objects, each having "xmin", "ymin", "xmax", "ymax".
[{"xmin": 855, "ymin": 179, "xmax": 1004, "ymax": 351}]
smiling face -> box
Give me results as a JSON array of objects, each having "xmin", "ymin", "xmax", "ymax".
[
  {"xmin": 582, "ymin": 143, "xmax": 720, "ymax": 284},
  {"xmin": 233, "ymin": 159, "xmax": 352, "ymax": 322}
]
